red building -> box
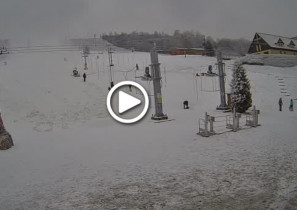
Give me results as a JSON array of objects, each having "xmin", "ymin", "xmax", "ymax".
[{"xmin": 170, "ymin": 48, "xmax": 206, "ymax": 55}]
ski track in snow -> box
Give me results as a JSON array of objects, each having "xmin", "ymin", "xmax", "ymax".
[{"xmin": 0, "ymin": 52, "xmax": 297, "ymax": 209}]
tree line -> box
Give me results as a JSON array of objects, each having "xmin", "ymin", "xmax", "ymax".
[
  {"xmin": 0, "ymin": 39, "xmax": 10, "ymax": 48},
  {"xmin": 101, "ymin": 30, "xmax": 251, "ymax": 56}
]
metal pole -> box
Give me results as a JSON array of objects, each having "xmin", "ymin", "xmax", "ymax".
[
  {"xmin": 232, "ymin": 108, "xmax": 241, "ymax": 132},
  {"xmin": 94, "ymin": 34, "xmax": 96, "ymax": 51},
  {"xmin": 233, "ymin": 108, "xmax": 237, "ymax": 131},
  {"xmin": 252, "ymin": 105, "xmax": 259, "ymax": 127},
  {"xmin": 209, "ymin": 116, "xmax": 214, "ymax": 134},
  {"xmin": 205, "ymin": 112, "xmax": 208, "ymax": 136},
  {"xmin": 83, "ymin": 46, "xmax": 89, "ymax": 70},
  {"xmin": 83, "ymin": 55, "xmax": 88, "ymax": 70},
  {"xmin": 216, "ymin": 51, "xmax": 229, "ymax": 110},
  {"xmin": 108, "ymin": 46, "xmax": 114, "ymax": 87},
  {"xmin": 150, "ymin": 43, "xmax": 168, "ymax": 120},
  {"xmin": 97, "ymin": 59, "xmax": 99, "ymax": 80}
]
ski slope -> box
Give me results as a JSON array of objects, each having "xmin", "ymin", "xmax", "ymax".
[{"xmin": 0, "ymin": 50, "xmax": 297, "ymax": 209}]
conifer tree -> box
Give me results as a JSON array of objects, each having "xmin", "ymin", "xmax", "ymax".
[{"xmin": 230, "ymin": 64, "xmax": 252, "ymax": 113}]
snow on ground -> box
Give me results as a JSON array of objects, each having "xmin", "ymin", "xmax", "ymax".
[
  {"xmin": 238, "ymin": 54, "xmax": 297, "ymax": 68},
  {"xmin": 0, "ymin": 51, "xmax": 297, "ymax": 209}
]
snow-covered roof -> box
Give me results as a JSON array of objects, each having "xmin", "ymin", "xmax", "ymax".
[{"xmin": 257, "ymin": 33, "xmax": 297, "ymax": 51}]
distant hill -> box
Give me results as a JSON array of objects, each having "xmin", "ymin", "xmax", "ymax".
[
  {"xmin": 101, "ymin": 31, "xmax": 251, "ymax": 56},
  {"xmin": 102, "ymin": 31, "xmax": 205, "ymax": 52},
  {"xmin": 67, "ymin": 38, "xmax": 127, "ymax": 52}
]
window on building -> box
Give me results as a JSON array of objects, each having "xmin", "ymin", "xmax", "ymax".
[
  {"xmin": 288, "ymin": 40, "xmax": 296, "ymax": 48},
  {"xmin": 275, "ymin": 38, "xmax": 284, "ymax": 47}
]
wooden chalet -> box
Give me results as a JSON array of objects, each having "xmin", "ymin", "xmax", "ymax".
[{"xmin": 248, "ymin": 33, "xmax": 297, "ymax": 56}]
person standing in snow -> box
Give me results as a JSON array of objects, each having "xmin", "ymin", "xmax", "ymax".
[
  {"xmin": 183, "ymin": 100, "xmax": 189, "ymax": 109},
  {"xmin": 289, "ymin": 99, "xmax": 294, "ymax": 111},
  {"xmin": 207, "ymin": 65, "xmax": 213, "ymax": 74},
  {"xmin": 136, "ymin": 64, "xmax": 139, "ymax": 70},
  {"xmin": 83, "ymin": 72, "xmax": 86, "ymax": 82},
  {"xmin": 279, "ymin": 97, "xmax": 283, "ymax": 111}
]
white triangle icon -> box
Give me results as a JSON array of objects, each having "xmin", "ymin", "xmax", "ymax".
[{"xmin": 119, "ymin": 91, "xmax": 141, "ymax": 114}]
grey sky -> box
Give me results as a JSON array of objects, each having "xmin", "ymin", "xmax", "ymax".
[{"xmin": 1, "ymin": 0, "xmax": 297, "ymax": 44}]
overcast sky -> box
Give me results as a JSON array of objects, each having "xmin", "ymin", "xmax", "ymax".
[{"xmin": 1, "ymin": 0, "xmax": 297, "ymax": 44}]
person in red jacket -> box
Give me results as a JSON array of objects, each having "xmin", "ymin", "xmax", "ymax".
[{"xmin": 0, "ymin": 106, "xmax": 5, "ymax": 132}]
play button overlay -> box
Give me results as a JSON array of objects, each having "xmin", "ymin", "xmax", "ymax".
[
  {"xmin": 107, "ymin": 81, "xmax": 149, "ymax": 124},
  {"xmin": 118, "ymin": 91, "xmax": 141, "ymax": 114}
]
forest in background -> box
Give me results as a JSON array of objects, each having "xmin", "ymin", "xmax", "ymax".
[
  {"xmin": 0, "ymin": 39, "xmax": 10, "ymax": 48},
  {"xmin": 101, "ymin": 30, "xmax": 251, "ymax": 56}
]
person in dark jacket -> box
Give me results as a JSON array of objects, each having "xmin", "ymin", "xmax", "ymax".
[
  {"xmin": 83, "ymin": 73, "xmax": 86, "ymax": 82},
  {"xmin": 289, "ymin": 99, "xmax": 294, "ymax": 111},
  {"xmin": 183, "ymin": 100, "xmax": 189, "ymax": 109},
  {"xmin": 279, "ymin": 97, "xmax": 283, "ymax": 111}
]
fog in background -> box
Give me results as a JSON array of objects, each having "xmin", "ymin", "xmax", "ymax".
[{"xmin": 1, "ymin": 0, "xmax": 297, "ymax": 46}]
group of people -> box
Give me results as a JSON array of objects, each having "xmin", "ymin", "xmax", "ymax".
[{"xmin": 278, "ymin": 97, "xmax": 294, "ymax": 111}]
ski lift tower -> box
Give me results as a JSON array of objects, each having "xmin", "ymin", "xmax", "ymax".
[
  {"xmin": 82, "ymin": 46, "xmax": 89, "ymax": 70},
  {"xmin": 107, "ymin": 46, "xmax": 115, "ymax": 88},
  {"xmin": 216, "ymin": 51, "xmax": 229, "ymax": 110},
  {"xmin": 150, "ymin": 43, "xmax": 168, "ymax": 120}
]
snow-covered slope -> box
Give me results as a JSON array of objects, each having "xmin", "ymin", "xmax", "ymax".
[
  {"xmin": 0, "ymin": 51, "xmax": 297, "ymax": 209},
  {"xmin": 238, "ymin": 54, "xmax": 297, "ymax": 67}
]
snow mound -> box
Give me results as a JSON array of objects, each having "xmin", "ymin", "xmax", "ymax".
[{"xmin": 237, "ymin": 54, "xmax": 297, "ymax": 67}]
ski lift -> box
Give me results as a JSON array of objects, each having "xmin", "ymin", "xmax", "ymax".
[
  {"xmin": 141, "ymin": 66, "xmax": 152, "ymax": 81},
  {"xmin": 199, "ymin": 75, "xmax": 219, "ymax": 92},
  {"xmin": 195, "ymin": 66, "xmax": 219, "ymax": 92}
]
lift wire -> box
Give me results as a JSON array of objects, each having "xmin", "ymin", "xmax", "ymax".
[{"xmin": 9, "ymin": 49, "xmax": 79, "ymax": 54}]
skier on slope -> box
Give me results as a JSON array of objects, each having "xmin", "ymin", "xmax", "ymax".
[
  {"xmin": 279, "ymin": 97, "xmax": 283, "ymax": 111},
  {"xmin": 83, "ymin": 73, "xmax": 86, "ymax": 82},
  {"xmin": 289, "ymin": 99, "xmax": 294, "ymax": 111}
]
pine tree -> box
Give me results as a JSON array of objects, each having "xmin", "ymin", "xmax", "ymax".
[
  {"xmin": 230, "ymin": 64, "xmax": 252, "ymax": 113},
  {"xmin": 204, "ymin": 40, "xmax": 215, "ymax": 56}
]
